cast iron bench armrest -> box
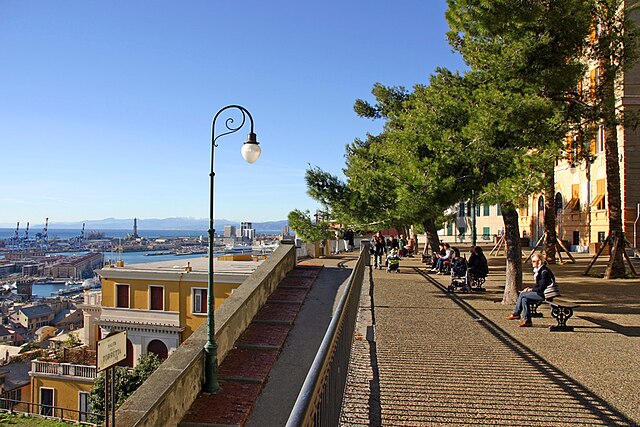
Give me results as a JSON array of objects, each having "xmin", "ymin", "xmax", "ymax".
[{"xmin": 527, "ymin": 299, "xmax": 580, "ymax": 332}]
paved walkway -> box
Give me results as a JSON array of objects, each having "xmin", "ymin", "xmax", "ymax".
[{"xmin": 340, "ymin": 249, "xmax": 640, "ymax": 426}]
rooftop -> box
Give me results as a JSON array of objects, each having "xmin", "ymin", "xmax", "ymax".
[
  {"xmin": 0, "ymin": 362, "xmax": 30, "ymax": 392},
  {"xmin": 99, "ymin": 256, "xmax": 263, "ymax": 280},
  {"xmin": 19, "ymin": 305, "xmax": 53, "ymax": 318}
]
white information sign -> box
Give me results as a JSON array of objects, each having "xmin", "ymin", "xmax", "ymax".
[{"xmin": 97, "ymin": 331, "xmax": 127, "ymax": 372}]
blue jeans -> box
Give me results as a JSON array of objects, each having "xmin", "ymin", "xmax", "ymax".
[
  {"xmin": 373, "ymin": 253, "xmax": 384, "ymax": 267},
  {"xmin": 513, "ymin": 291, "xmax": 544, "ymax": 321},
  {"xmin": 435, "ymin": 257, "xmax": 449, "ymax": 271}
]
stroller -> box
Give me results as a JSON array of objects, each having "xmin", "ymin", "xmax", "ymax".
[{"xmin": 447, "ymin": 256, "xmax": 472, "ymax": 293}]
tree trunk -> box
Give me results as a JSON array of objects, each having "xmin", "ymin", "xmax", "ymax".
[
  {"xmin": 602, "ymin": 65, "xmax": 626, "ymax": 279},
  {"xmin": 501, "ymin": 203, "xmax": 522, "ymax": 305},
  {"xmin": 543, "ymin": 170, "xmax": 557, "ymax": 264},
  {"xmin": 422, "ymin": 217, "xmax": 441, "ymax": 255}
]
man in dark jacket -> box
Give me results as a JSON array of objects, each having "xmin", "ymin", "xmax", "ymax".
[{"xmin": 506, "ymin": 254, "xmax": 555, "ymax": 327}]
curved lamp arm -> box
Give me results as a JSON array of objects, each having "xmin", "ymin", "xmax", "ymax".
[
  {"xmin": 204, "ymin": 104, "xmax": 260, "ymax": 394},
  {"xmin": 211, "ymin": 105, "xmax": 261, "ymax": 163}
]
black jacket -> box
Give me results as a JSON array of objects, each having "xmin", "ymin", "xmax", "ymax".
[
  {"xmin": 533, "ymin": 265, "xmax": 555, "ymax": 297},
  {"xmin": 468, "ymin": 253, "xmax": 489, "ymax": 276}
]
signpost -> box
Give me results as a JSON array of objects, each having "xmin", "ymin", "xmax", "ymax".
[
  {"xmin": 97, "ymin": 331, "xmax": 127, "ymax": 427},
  {"xmin": 98, "ymin": 331, "xmax": 127, "ymax": 372}
]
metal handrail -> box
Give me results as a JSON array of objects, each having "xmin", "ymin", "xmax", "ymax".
[
  {"xmin": 0, "ymin": 396, "xmax": 100, "ymax": 425},
  {"xmin": 286, "ymin": 248, "xmax": 366, "ymax": 426}
]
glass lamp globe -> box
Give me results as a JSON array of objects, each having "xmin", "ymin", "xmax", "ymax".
[{"xmin": 241, "ymin": 133, "xmax": 261, "ymax": 163}]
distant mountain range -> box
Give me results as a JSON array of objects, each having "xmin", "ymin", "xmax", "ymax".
[{"xmin": 0, "ymin": 217, "xmax": 288, "ymax": 232}]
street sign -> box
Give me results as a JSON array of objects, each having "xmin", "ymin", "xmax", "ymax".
[{"xmin": 97, "ymin": 331, "xmax": 127, "ymax": 372}]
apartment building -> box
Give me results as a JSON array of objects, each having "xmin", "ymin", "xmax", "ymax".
[
  {"xmin": 28, "ymin": 347, "xmax": 96, "ymax": 422},
  {"xmin": 16, "ymin": 305, "xmax": 54, "ymax": 332},
  {"xmin": 91, "ymin": 255, "xmax": 261, "ymax": 367},
  {"xmin": 45, "ymin": 252, "xmax": 104, "ymax": 280},
  {"xmin": 445, "ymin": 12, "xmax": 640, "ymax": 251}
]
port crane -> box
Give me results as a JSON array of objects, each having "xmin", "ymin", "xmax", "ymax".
[
  {"xmin": 39, "ymin": 218, "xmax": 48, "ymax": 244},
  {"xmin": 34, "ymin": 218, "xmax": 49, "ymax": 248},
  {"xmin": 70, "ymin": 223, "xmax": 85, "ymax": 249},
  {"xmin": 13, "ymin": 222, "xmax": 19, "ymax": 244}
]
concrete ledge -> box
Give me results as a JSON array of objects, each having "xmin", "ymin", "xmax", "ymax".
[{"xmin": 114, "ymin": 243, "xmax": 297, "ymax": 427}]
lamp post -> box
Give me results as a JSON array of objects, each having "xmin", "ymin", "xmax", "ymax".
[
  {"xmin": 204, "ymin": 105, "xmax": 261, "ymax": 394},
  {"xmin": 471, "ymin": 190, "xmax": 477, "ymax": 246}
]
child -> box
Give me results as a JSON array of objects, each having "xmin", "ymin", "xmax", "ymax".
[{"xmin": 386, "ymin": 248, "xmax": 401, "ymax": 273}]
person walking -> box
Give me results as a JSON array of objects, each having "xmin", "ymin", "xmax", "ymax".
[
  {"xmin": 398, "ymin": 234, "xmax": 408, "ymax": 257},
  {"xmin": 344, "ymin": 229, "xmax": 354, "ymax": 252},
  {"xmin": 506, "ymin": 253, "xmax": 556, "ymax": 327},
  {"xmin": 371, "ymin": 231, "xmax": 387, "ymax": 270}
]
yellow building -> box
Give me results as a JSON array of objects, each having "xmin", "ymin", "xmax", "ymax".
[
  {"xmin": 91, "ymin": 255, "xmax": 262, "ymax": 366},
  {"xmin": 28, "ymin": 349, "xmax": 96, "ymax": 422},
  {"xmin": 442, "ymin": 22, "xmax": 640, "ymax": 252}
]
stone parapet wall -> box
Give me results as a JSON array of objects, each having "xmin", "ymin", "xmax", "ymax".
[{"xmin": 114, "ymin": 242, "xmax": 297, "ymax": 427}]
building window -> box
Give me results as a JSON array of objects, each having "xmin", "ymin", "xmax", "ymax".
[
  {"xmin": 459, "ymin": 201, "xmax": 466, "ymax": 217},
  {"xmin": 0, "ymin": 389, "xmax": 21, "ymax": 410},
  {"xmin": 79, "ymin": 392, "xmax": 90, "ymax": 422},
  {"xmin": 459, "ymin": 227, "xmax": 467, "ymax": 240},
  {"xmin": 591, "ymin": 179, "xmax": 606, "ymax": 210},
  {"xmin": 597, "ymin": 124, "xmax": 605, "ymax": 153},
  {"xmin": 555, "ymin": 192, "xmax": 563, "ymax": 212},
  {"xmin": 497, "ymin": 204, "xmax": 502, "ymax": 216},
  {"xmin": 475, "ymin": 204, "xmax": 481, "ymax": 217},
  {"xmin": 447, "ymin": 222, "xmax": 453, "ymax": 236},
  {"xmin": 573, "ymin": 231, "xmax": 580, "ymax": 246},
  {"xmin": 466, "ymin": 203, "xmax": 472, "ymax": 217},
  {"xmin": 482, "ymin": 227, "xmax": 491, "ymax": 240},
  {"xmin": 566, "ymin": 184, "xmax": 580, "ymax": 212},
  {"xmin": 116, "ymin": 284, "xmax": 129, "ymax": 308},
  {"xmin": 193, "ymin": 288, "xmax": 207, "ymax": 314},
  {"xmin": 149, "ymin": 286, "xmax": 164, "ymax": 311},
  {"xmin": 483, "ymin": 204, "xmax": 490, "ymax": 216},
  {"xmin": 598, "ymin": 231, "xmax": 606, "ymax": 242}
]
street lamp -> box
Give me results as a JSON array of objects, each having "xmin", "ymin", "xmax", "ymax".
[{"xmin": 204, "ymin": 105, "xmax": 261, "ymax": 393}]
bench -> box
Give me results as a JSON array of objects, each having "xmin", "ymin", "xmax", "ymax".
[
  {"xmin": 469, "ymin": 274, "xmax": 486, "ymax": 292},
  {"xmin": 421, "ymin": 253, "xmax": 433, "ymax": 265},
  {"xmin": 527, "ymin": 298, "xmax": 580, "ymax": 332}
]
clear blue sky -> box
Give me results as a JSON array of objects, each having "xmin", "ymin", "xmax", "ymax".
[{"xmin": 0, "ymin": 0, "xmax": 465, "ymax": 226}]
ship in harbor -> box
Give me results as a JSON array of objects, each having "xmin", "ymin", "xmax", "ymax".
[{"xmin": 54, "ymin": 277, "xmax": 101, "ymax": 297}]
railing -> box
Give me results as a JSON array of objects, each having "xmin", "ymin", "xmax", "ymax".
[
  {"xmin": 286, "ymin": 246, "xmax": 367, "ymax": 427},
  {"xmin": 0, "ymin": 397, "xmax": 100, "ymax": 425},
  {"xmin": 114, "ymin": 242, "xmax": 298, "ymax": 427},
  {"xmin": 31, "ymin": 360, "xmax": 97, "ymax": 379},
  {"xmin": 99, "ymin": 306, "xmax": 181, "ymax": 327}
]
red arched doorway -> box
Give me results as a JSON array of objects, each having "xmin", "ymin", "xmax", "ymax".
[
  {"xmin": 117, "ymin": 339, "xmax": 134, "ymax": 367},
  {"xmin": 147, "ymin": 339, "xmax": 168, "ymax": 360}
]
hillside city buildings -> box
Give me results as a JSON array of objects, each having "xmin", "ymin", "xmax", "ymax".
[{"xmin": 0, "ymin": 219, "xmax": 277, "ymax": 422}]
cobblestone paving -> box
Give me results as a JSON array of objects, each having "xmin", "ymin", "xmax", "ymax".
[{"xmin": 341, "ymin": 260, "xmax": 638, "ymax": 427}]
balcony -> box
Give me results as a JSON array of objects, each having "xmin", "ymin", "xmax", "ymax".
[
  {"xmin": 99, "ymin": 307, "xmax": 181, "ymax": 328},
  {"xmin": 30, "ymin": 360, "xmax": 97, "ymax": 380}
]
